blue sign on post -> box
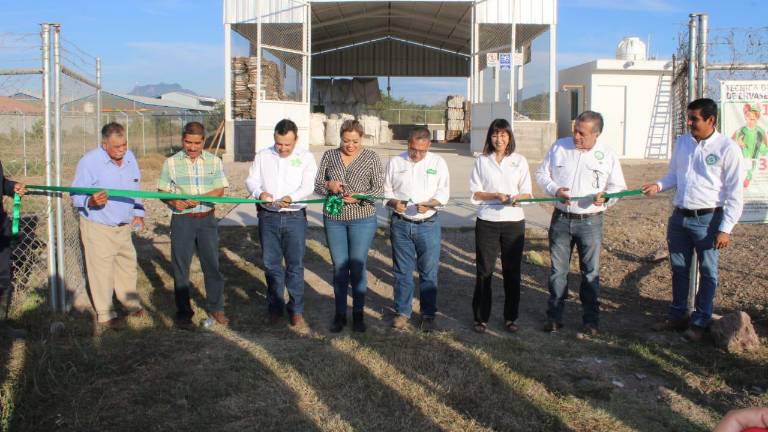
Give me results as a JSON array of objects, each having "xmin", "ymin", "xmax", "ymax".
[{"xmin": 499, "ymin": 53, "xmax": 511, "ymax": 70}]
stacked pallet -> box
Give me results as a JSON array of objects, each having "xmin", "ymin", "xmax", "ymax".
[
  {"xmin": 260, "ymin": 58, "xmax": 285, "ymax": 101},
  {"xmin": 232, "ymin": 57, "xmax": 252, "ymax": 118},
  {"xmin": 445, "ymin": 95, "xmax": 466, "ymax": 142}
]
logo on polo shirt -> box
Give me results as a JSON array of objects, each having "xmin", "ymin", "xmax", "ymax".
[
  {"xmin": 594, "ymin": 151, "xmax": 605, "ymax": 161},
  {"xmin": 705, "ymin": 154, "xmax": 719, "ymax": 165},
  {"xmin": 290, "ymin": 157, "xmax": 302, "ymax": 167},
  {"xmin": 426, "ymin": 168, "xmax": 437, "ymax": 175}
]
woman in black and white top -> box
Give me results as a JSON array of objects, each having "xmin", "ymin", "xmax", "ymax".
[
  {"xmin": 469, "ymin": 118, "xmax": 532, "ymax": 334},
  {"xmin": 314, "ymin": 119, "xmax": 384, "ymax": 333}
]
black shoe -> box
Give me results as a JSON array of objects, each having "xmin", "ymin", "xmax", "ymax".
[
  {"xmin": 543, "ymin": 320, "xmax": 563, "ymax": 333},
  {"xmin": 175, "ymin": 317, "xmax": 195, "ymax": 331},
  {"xmin": 352, "ymin": 311, "xmax": 366, "ymax": 333},
  {"xmin": 330, "ymin": 313, "xmax": 347, "ymax": 333}
]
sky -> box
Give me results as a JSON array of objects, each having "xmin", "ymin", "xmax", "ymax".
[{"xmin": 0, "ymin": 0, "xmax": 765, "ymax": 105}]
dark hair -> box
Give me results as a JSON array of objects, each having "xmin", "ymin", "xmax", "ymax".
[
  {"xmin": 688, "ymin": 98, "xmax": 718, "ymax": 122},
  {"xmin": 339, "ymin": 119, "xmax": 364, "ymax": 138},
  {"xmin": 101, "ymin": 122, "xmax": 125, "ymax": 140},
  {"xmin": 182, "ymin": 121, "xmax": 205, "ymax": 138},
  {"xmin": 482, "ymin": 118, "xmax": 516, "ymax": 156},
  {"xmin": 576, "ymin": 111, "xmax": 604, "ymax": 133},
  {"xmin": 408, "ymin": 126, "xmax": 431, "ymax": 142},
  {"xmin": 274, "ymin": 119, "xmax": 298, "ymax": 137}
]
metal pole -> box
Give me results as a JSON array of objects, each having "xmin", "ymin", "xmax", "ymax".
[
  {"xmin": 138, "ymin": 111, "xmax": 146, "ymax": 156},
  {"xmin": 697, "ymin": 14, "xmax": 708, "ymax": 98},
  {"xmin": 687, "ymin": 14, "xmax": 700, "ymax": 317},
  {"xmin": 96, "ymin": 57, "xmax": 101, "ymax": 147},
  {"xmin": 687, "ymin": 14, "xmax": 698, "ymax": 102},
  {"xmin": 53, "ymin": 24, "xmax": 66, "ymax": 313},
  {"xmin": 41, "ymin": 23, "xmax": 58, "ymax": 312}
]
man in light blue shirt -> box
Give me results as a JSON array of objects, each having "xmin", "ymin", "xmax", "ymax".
[{"xmin": 72, "ymin": 122, "xmax": 145, "ymax": 329}]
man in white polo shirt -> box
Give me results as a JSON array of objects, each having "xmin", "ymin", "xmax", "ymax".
[
  {"xmin": 246, "ymin": 119, "xmax": 318, "ymax": 329},
  {"xmin": 643, "ymin": 98, "xmax": 744, "ymax": 342},
  {"xmin": 536, "ymin": 111, "xmax": 627, "ymax": 336},
  {"xmin": 384, "ymin": 126, "xmax": 450, "ymax": 332}
]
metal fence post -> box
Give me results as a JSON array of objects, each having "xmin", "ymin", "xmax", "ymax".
[
  {"xmin": 21, "ymin": 111, "xmax": 27, "ymax": 176},
  {"xmin": 686, "ymin": 14, "xmax": 700, "ymax": 317},
  {"xmin": 96, "ymin": 57, "xmax": 101, "ymax": 146},
  {"xmin": 41, "ymin": 23, "xmax": 58, "ymax": 312},
  {"xmin": 53, "ymin": 24, "xmax": 66, "ymax": 313}
]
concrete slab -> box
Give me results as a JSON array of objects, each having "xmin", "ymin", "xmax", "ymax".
[{"xmin": 219, "ymin": 141, "xmax": 552, "ymax": 231}]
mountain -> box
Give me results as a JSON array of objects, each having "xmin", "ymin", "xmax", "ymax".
[{"xmin": 128, "ymin": 83, "xmax": 197, "ymax": 98}]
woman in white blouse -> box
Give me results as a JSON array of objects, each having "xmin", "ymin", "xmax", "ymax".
[{"xmin": 469, "ymin": 118, "xmax": 532, "ymax": 333}]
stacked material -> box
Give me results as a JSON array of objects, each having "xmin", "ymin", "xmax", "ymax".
[
  {"xmin": 325, "ymin": 118, "xmax": 344, "ymax": 147},
  {"xmin": 359, "ymin": 114, "xmax": 380, "ymax": 147},
  {"xmin": 232, "ymin": 57, "xmax": 252, "ymax": 118},
  {"xmin": 379, "ymin": 120, "xmax": 392, "ymax": 144},
  {"xmin": 309, "ymin": 113, "xmax": 327, "ymax": 146},
  {"xmin": 445, "ymin": 95, "xmax": 467, "ymax": 142},
  {"xmin": 260, "ymin": 58, "xmax": 285, "ymax": 101},
  {"xmin": 463, "ymin": 101, "xmax": 472, "ymax": 133}
]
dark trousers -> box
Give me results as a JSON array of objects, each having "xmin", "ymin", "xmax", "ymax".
[
  {"xmin": 170, "ymin": 213, "xmax": 225, "ymax": 319},
  {"xmin": 473, "ymin": 218, "xmax": 525, "ymax": 323},
  {"xmin": 258, "ymin": 208, "xmax": 307, "ymax": 315},
  {"xmin": 0, "ymin": 216, "xmax": 11, "ymax": 296}
]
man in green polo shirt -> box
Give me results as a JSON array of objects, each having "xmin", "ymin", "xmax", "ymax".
[{"xmin": 158, "ymin": 121, "xmax": 229, "ymax": 329}]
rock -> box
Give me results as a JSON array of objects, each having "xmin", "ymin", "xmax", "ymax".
[
  {"xmin": 49, "ymin": 321, "xmax": 65, "ymax": 336},
  {"xmin": 611, "ymin": 379, "xmax": 625, "ymax": 388},
  {"xmin": 634, "ymin": 373, "xmax": 647, "ymax": 380},
  {"xmin": 710, "ymin": 311, "xmax": 761, "ymax": 352},
  {"xmin": 525, "ymin": 251, "xmax": 546, "ymax": 267},
  {"xmin": 645, "ymin": 248, "xmax": 669, "ymax": 262}
]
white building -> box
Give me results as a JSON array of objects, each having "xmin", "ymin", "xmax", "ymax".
[
  {"xmin": 159, "ymin": 92, "xmax": 218, "ymax": 111},
  {"xmin": 222, "ymin": 0, "xmax": 558, "ymax": 161},
  {"xmin": 557, "ymin": 37, "xmax": 673, "ymax": 159}
]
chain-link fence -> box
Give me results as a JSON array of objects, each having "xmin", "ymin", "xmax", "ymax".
[
  {"xmin": 671, "ymin": 28, "xmax": 691, "ymax": 140},
  {"xmin": 706, "ymin": 26, "xmax": 768, "ymax": 98}
]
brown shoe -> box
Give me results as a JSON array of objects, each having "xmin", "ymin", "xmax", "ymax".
[
  {"xmin": 683, "ymin": 325, "xmax": 705, "ymax": 342},
  {"xmin": 128, "ymin": 308, "xmax": 145, "ymax": 318},
  {"xmin": 101, "ymin": 317, "xmax": 125, "ymax": 330},
  {"xmin": 289, "ymin": 314, "xmax": 307, "ymax": 328},
  {"xmin": 210, "ymin": 311, "xmax": 229, "ymax": 326},
  {"xmin": 578, "ymin": 323, "xmax": 600, "ymax": 337},
  {"xmin": 392, "ymin": 314, "xmax": 409, "ymax": 330},
  {"xmin": 651, "ymin": 318, "xmax": 689, "ymax": 332}
]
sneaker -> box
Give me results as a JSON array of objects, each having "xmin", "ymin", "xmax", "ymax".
[
  {"xmin": 651, "ymin": 318, "xmax": 689, "ymax": 332},
  {"xmin": 683, "ymin": 325, "xmax": 706, "ymax": 342},
  {"xmin": 543, "ymin": 320, "xmax": 563, "ymax": 333},
  {"xmin": 352, "ymin": 311, "xmax": 366, "ymax": 333},
  {"xmin": 330, "ymin": 313, "xmax": 347, "ymax": 333},
  {"xmin": 420, "ymin": 316, "xmax": 436, "ymax": 333},
  {"xmin": 392, "ymin": 314, "xmax": 409, "ymax": 330}
]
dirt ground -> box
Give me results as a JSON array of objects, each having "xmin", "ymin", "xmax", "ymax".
[{"xmin": 1, "ymin": 156, "xmax": 766, "ymax": 431}]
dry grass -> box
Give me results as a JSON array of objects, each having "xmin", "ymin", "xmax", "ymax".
[{"xmin": 0, "ymin": 161, "xmax": 766, "ymax": 431}]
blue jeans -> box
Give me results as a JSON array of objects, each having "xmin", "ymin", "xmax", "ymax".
[
  {"xmin": 324, "ymin": 216, "xmax": 377, "ymax": 314},
  {"xmin": 547, "ymin": 211, "xmax": 603, "ymax": 326},
  {"xmin": 390, "ymin": 214, "xmax": 441, "ymax": 318},
  {"xmin": 258, "ymin": 208, "xmax": 307, "ymax": 315},
  {"xmin": 667, "ymin": 209, "xmax": 722, "ymax": 328}
]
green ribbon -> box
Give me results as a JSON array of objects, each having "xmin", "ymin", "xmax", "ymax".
[{"xmin": 9, "ymin": 185, "xmax": 645, "ymax": 236}]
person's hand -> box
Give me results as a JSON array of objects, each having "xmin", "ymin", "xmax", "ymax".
[
  {"xmin": 416, "ymin": 202, "xmax": 431, "ymax": 213},
  {"xmin": 510, "ymin": 194, "xmax": 527, "ymax": 207},
  {"xmin": 642, "ymin": 183, "xmax": 660, "ymax": 196},
  {"xmin": 276, "ymin": 195, "xmax": 292, "ymax": 209},
  {"xmin": 389, "ymin": 199, "xmax": 407, "ymax": 213},
  {"xmin": 342, "ymin": 194, "xmax": 359, "ymax": 204},
  {"xmin": 715, "ymin": 232, "xmax": 731, "ymax": 249},
  {"xmin": 170, "ymin": 200, "xmax": 191, "ymax": 212},
  {"xmin": 713, "ymin": 407, "xmax": 768, "ymax": 432},
  {"xmin": 88, "ymin": 191, "xmax": 108, "ymax": 208},
  {"xmin": 555, "ymin": 187, "xmax": 571, "ymax": 205},
  {"xmin": 13, "ymin": 182, "xmax": 27, "ymax": 197},
  {"xmin": 184, "ymin": 199, "xmax": 199, "ymax": 208},
  {"xmin": 496, "ymin": 193, "xmax": 511, "ymax": 204},
  {"xmin": 131, "ymin": 216, "xmax": 144, "ymax": 232},
  {"xmin": 327, "ymin": 180, "xmax": 345, "ymax": 194},
  {"xmin": 258, "ymin": 192, "xmax": 274, "ymax": 202},
  {"xmin": 593, "ymin": 192, "xmax": 607, "ymax": 206}
]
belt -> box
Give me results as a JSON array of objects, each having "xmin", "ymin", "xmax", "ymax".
[
  {"xmin": 675, "ymin": 207, "xmax": 722, "ymax": 217},
  {"xmin": 258, "ymin": 207, "xmax": 306, "ymax": 216},
  {"xmin": 391, "ymin": 212, "xmax": 437, "ymax": 224},
  {"xmin": 176, "ymin": 209, "xmax": 214, "ymax": 218},
  {"xmin": 554, "ymin": 209, "xmax": 603, "ymax": 220}
]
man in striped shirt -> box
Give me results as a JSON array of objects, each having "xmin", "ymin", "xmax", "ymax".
[{"xmin": 158, "ymin": 122, "xmax": 229, "ymax": 330}]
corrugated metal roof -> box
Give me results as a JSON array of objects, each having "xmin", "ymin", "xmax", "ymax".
[{"xmin": 312, "ymin": 37, "xmax": 470, "ymax": 77}]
